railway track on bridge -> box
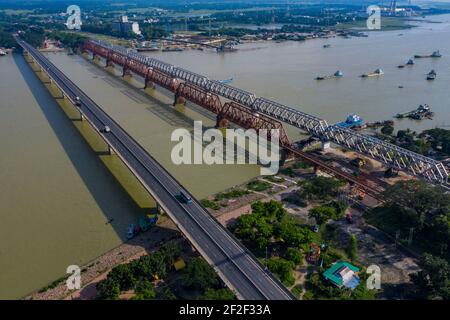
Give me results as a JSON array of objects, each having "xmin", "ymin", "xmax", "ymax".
[
  {"xmin": 16, "ymin": 35, "xmax": 294, "ymax": 301},
  {"xmin": 83, "ymin": 39, "xmax": 449, "ymax": 189},
  {"xmin": 83, "ymin": 41, "xmax": 388, "ymax": 199}
]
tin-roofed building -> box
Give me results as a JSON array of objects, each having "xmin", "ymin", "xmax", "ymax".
[{"xmin": 323, "ymin": 260, "xmax": 360, "ymax": 289}]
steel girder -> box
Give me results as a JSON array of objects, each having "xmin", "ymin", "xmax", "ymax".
[
  {"xmin": 84, "ymin": 40, "xmax": 450, "ymax": 187},
  {"xmin": 147, "ymin": 58, "xmax": 174, "ymax": 75},
  {"xmin": 108, "ymin": 51, "xmax": 127, "ymax": 67},
  {"xmin": 206, "ymin": 81, "xmax": 256, "ymax": 106},
  {"xmin": 176, "ymin": 83, "xmax": 223, "ymax": 114},
  {"xmin": 172, "ymin": 68, "xmax": 208, "ymax": 87},
  {"xmin": 251, "ymin": 98, "xmax": 328, "ymax": 137},
  {"xmin": 149, "ymin": 69, "xmax": 179, "ymax": 92},
  {"xmin": 327, "ymin": 126, "xmax": 449, "ymax": 184},
  {"xmin": 220, "ymin": 102, "xmax": 292, "ymax": 147},
  {"xmin": 123, "ymin": 57, "xmax": 149, "ymax": 78}
]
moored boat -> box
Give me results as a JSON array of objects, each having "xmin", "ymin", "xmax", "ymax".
[
  {"xmin": 336, "ymin": 114, "xmax": 364, "ymax": 128},
  {"xmin": 126, "ymin": 224, "xmax": 135, "ymax": 239},
  {"xmin": 361, "ymin": 68, "xmax": 384, "ymax": 77},
  {"xmin": 427, "ymin": 70, "xmax": 437, "ymax": 80}
]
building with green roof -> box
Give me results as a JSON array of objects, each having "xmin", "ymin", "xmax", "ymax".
[{"xmin": 323, "ymin": 260, "xmax": 360, "ymax": 289}]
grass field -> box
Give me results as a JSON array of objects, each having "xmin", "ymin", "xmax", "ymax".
[{"xmin": 337, "ymin": 17, "xmax": 414, "ymax": 31}]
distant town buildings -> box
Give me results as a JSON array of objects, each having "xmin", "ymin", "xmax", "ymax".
[{"xmin": 113, "ymin": 16, "xmax": 141, "ymax": 35}]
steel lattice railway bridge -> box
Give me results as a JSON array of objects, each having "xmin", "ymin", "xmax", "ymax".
[
  {"xmin": 83, "ymin": 39, "xmax": 449, "ymax": 191},
  {"xmin": 15, "ymin": 36, "xmax": 295, "ymax": 300}
]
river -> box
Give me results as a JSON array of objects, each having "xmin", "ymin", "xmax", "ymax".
[
  {"xmin": 1, "ymin": 14, "xmax": 449, "ymax": 299},
  {"xmin": 147, "ymin": 14, "xmax": 450, "ymax": 132}
]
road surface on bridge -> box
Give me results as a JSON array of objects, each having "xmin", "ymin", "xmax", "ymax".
[{"xmin": 15, "ymin": 36, "xmax": 293, "ymax": 300}]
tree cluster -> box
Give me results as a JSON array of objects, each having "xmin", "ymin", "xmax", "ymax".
[
  {"xmin": 233, "ymin": 200, "xmax": 314, "ymax": 251},
  {"xmin": 299, "ymin": 176, "xmax": 345, "ymax": 201},
  {"xmin": 96, "ymin": 242, "xmax": 181, "ymax": 300}
]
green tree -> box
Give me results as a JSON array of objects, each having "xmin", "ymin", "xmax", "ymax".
[
  {"xmin": 284, "ymin": 248, "xmax": 303, "ymax": 265},
  {"xmin": 347, "ymin": 235, "xmax": 358, "ymax": 261},
  {"xmin": 200, "ymin": 288, "xmax": 235, "ymax": 300},
  {"xmin": 233, "ymin": 213, "xmax": 273, "ymax": 249},
  {"xmin": 426, "ymin": 214, "xmax": 450, "ymax": 255},
  {"xmin": 265, "ymin": 258, "xmax": 295, "ymax": 286},
  {"xmin": 181, "ymin": 257, "xmax": 219, "ymax": 290},
  {"xmin": 96, "ymin": 278, "xmax": 120, "ymax": 300},
  {"xmin": 158, "ymin": 288, "xmax": 177, "ymax": 300},
  {"xmin": 381, "ymin": 124, "xmax": 394, "ymax": 135},
  {"xmin": 276, "ymin": 217, "xmax": 313, "ymax": 248},
  {"xmin": 383, "ymin": 180, "xmax": 450, "ymax": 228},
  {"xmin": 107, "ymin": 264, "xmax": 137, "ymax": 291},
  {"xmin": 251, "ymin": 200, "xmax": 286, "ymax": 220},
  {"xmin": 21, "ymin": 28, "xmax": 45, "ymax": 48},
  {"xmin": 160, "ymin": 242, "xmax": 182, "ymax": 265},
  {"xmin": 300, "ymin": 176, "xmax": 344, "ymax": 200},
  {"xmin": 410, "ymin": 253, "xmax": 450, "ymax": 299},
  {"xmin": 141, "ymin": 25, "xmax": 169, "ymax": 39},
  {"xmin": 328, "ymin": 200, "xmax": 348, "ymax": 216},
  {"xmin": 233, "ymin": 200, "xmax": 287, "ymax": 249},
  {"xmin": 308, "ymin": 205, "xmax": 338, "ymax": 225},
  {"xmin": 422, "ymin": 128, "xmax": 450, "ymax": 156},
  {"xmin": 47, "ymin": 31, "xmax": 88, "ymax": 50},
  {"xmin": 132, "ymin": 279, "xmax": 156, "ymax": 300},
  {"xmin": 0, "ymin": 29, "xmax": 15, "ymax": 48},
  {"xmin": 132, "ymin": 252, "xmax": 168, "ymax": 280}
]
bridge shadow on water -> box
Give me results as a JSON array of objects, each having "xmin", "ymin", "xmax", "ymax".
[
  {"xmin": 13, "ymin": 53, "xmax": 180, "ymax": 247},
  {"xmin": 90, "ymin": 58, "xmax": 219, "ymax": 129}
]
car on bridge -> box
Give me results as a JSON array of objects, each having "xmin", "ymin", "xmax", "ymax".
[{"xmin": 178, "ymin": 191, "xmax": 193, "ymax": 204}]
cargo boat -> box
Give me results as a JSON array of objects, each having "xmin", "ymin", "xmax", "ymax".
[
  {"xmin": 415, "ymin": 50, "xmax": 442, "ymax": 58},
  {"xmin": 361, "ymin": 68, "xmax": 384, "ymax": 78},
  {"xmin": 336, "ymin": 114, "xmax": 364, "ymax": 128},
  {"xmin": 316, "ymin": 70, "xmax": 344, "ymax": 80},
  {"xmin": 395, "ymin": 104, "xmax": 434, "ymax": 120}
]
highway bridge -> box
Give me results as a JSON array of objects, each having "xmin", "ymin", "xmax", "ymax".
[
  {"xmin": 15, "ymin": 35, "xmax": 294, "ymax": 301},
  {"xmin": 83, "ymin": 39, "xmax": 449, "ymax": 189}
]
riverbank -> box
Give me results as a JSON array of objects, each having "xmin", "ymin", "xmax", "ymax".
[{"xmin": 24, "ymin": 215, "xmax": 180, "ymax": 300}]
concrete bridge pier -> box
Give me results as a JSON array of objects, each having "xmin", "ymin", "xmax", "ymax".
[
  {"xmin": 33, "ymin": 63, "xmax": 42, "ymax": 72},
  {"xmin": 23, "ymin": 51, "xmax": 32, "ymax": 62},
  {"xmin": 106, "ymin": 59, "xmax": 114, "ymax": 68},
  {"xmin": 215, "ymin": 115, "xmax": 229, "ymax": 129},
  {"xmin": 92, "ymin": 54, "xmax": 101, "ymax": 65},
  {"xmin": 173, "ymin": 94, "xmax": 186, "ymax": 106},
  {"xmin": 321, "ymin": 140, "xmax": 331, "ymax": 151},
  {"xmin": 40, "ymin": 69, "xmax": 52, "ymax": 83},
  {"xmin": 279, "ymin": 149, "xmax": 292, "ymax": 166},
  {"xmin": 105, "ymin": 59, "xmax": 115, "ymax": 73},
  {"xmin": 107, "ymin": 145, "xmax": 115, "ymax": 155},
  {"xmin": 122, "ymin": 68, "xmax": 132, "ymax": 81},
  {"xmin": 144, "ymin": 78, "xmax": 155, "ymax": 91}
]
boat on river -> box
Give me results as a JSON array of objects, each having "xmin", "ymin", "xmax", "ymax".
[
  {"xmin": 361, "ymin": 68, "xmax": 384, "ymax": 78},
  {"xmin": 415, "ymin": 50, "xmax": 442, "ymax": 58}
]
